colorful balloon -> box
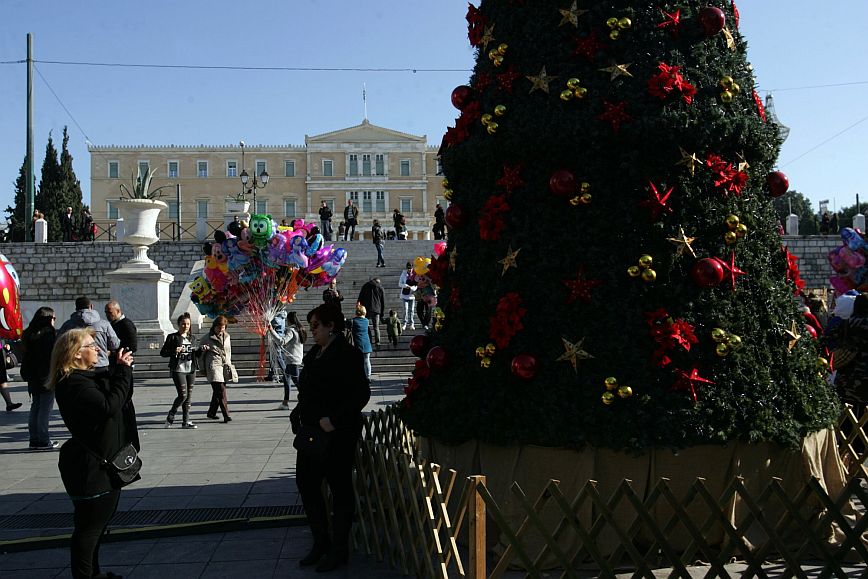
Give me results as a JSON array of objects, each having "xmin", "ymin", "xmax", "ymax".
[
  {"xmin": 0, "ymin": 253, "xmax": 23, "ymax": 339},
  {"xmin": 433, "ymin": 241, "xmax": 447, "ymax": 257}
]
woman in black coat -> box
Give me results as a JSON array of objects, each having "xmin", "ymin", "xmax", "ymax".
[
  {"xmin": 290, "ymin": 304, "xmax": 370, "ymax": 572},
  {"xmin": 159, "ymin": 312, "xmax": 204, "ymax": 428},
  {"xmin": 51, "ymin": 328, "xmax": 137, "ymax": 579},
  {"xmin": 21, "ymin": 306, "xmax": 58, "ymax": 449}
]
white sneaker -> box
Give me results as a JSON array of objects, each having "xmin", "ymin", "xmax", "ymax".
[
  {"xmin": 409, "ymin": 325, "xmax": 416, "ymax": 330},
  {"xmin": 402, "ymin": 324, "xmax": 408, "ymax": 330},
  {"xmin": 276, "ymin": 402, "xmax": 290, "ymax": 410}
]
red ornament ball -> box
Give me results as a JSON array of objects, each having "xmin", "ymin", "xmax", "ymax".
[
  {"xmin": 691, "ymin": 258, "xmax": 725, "ymax": 288},
  {"xmin": 426, "ymin": 346, "xmax": 449, "ymax": 370},
  {"xmin": 445, "ymin": 203, "xmax": 467, "ymax": 229},
  {"xmin": 698, "ymin": 6, "xmax": 726, "ymax": 36},
  {"xmin": 805, "ymin": 324, "xmax": 818, "ymax": 340},
  {"xmin": 766, "ymin": 171, "xmax": 789, "ymax": 198},
  {"xmin": 510, "ymin": 353, "xmax": 538, "ymax": 380},
  {"xmin": 409, "ymin": 334, "xmax": 430, "ymax": 358},
  {"xmin": 548, "ymin": 169, "xmax": 577, "ymax": 197},
  {"xmin": 451, "ymin": 85, "xmax": 473, "ymax": 110},
  {"xmin": 414, "ymin": 365, "xmax": 431, "ymax": 381}
]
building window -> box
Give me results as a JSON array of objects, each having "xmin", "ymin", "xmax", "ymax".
[
  {"xmin": 349, "ymin": 154, "xmax": 359, "ymax": 177},
  {"xmin": 284, "ymin": 160, "xmax": 295, "ymax": 177},
  {"xmin": 284, "ymin": 198, "xmax": 297, "ymax": 218},
  {"xmin": 435, "ymin": 157, "xmax": 443, "ymax": 175},
  {"xmin": 138, "ymin": 161, "xmax": 150, "ymax": 176},
  {"xmin": 108, "ymin": 161, "xmax": 119, "ymax": 179},
  {"xmin": 197, "ymin": 200, "xmax": 209, "ymax": 218},
  {"xmin": 227, "ymin": 161, "xmax": 238, "ymax": 177},
  {"xmin": 197, "ymin": 161, "xmax": 208, "ymax": 178},
  {"xmin": 375, "ymin": 191, "xmax": 386, "ymax": 212},
  {"xmin": 375, "ymin": 154, "xmax": 385, "ymax": 176},
  {"xmin": 322, "ymin": 159, "xmax": 333, "ymax": 177},
  {"xmin": 167, "ymin": 200, "xmax": 179, "ymax": 219},
  {"xmin": 349, "ymin": 191, "xmax": 359, "ymax": 204},
  {"xmin": 107, "ymin": 201, "xmax": 119, "ymax": 220},
  {"xmin": 362, "ymin": 191, "xmax": 373, "ymax": 213},
  {"xmin": 168, "ymin": 161, "xmax": 179, "ymax": 178},
  {"xmin": 256, "ymin": 161, "xmax": 267, "ymax": 177},
  {"xmin": 400, "ymin": 198, "xmax": 412, "ymax": 213},
  {"xmin": 322, "ymin": 198, "xmax": 335, "ymax": 213},
  {"xmin": 362, "ymin": 154, "xmax": 372, "ymax": 177},
  {"xmin": 400, "ymin": 159, "xmax": 411, "ymax": 176},
  {"xmin": 256, "ymin": 198, "xmax": 268, "ymax": 214}
]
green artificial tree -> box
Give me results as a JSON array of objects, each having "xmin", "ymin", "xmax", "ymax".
[{"xmin": 402, "ymin": 0, "xmax": 840, "ymax": 452}]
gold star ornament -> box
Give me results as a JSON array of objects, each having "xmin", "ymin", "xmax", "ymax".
[
  {"xmin": 785, "ymin": 321, "xmax": 801, "ymax": 352},
  {"xmin": 559, "ymin": 1, "xmax": 588, "ymax": 27},
  {"xmin": 498, "ymin": 245, "xmax": 521, "ymax": 276},
  {"xmin": 666, "ymin": 227, "xmax": 697, "ymax": 258},
  {"xmin": 449, "ymin": 246, "xmax": 458, "ymax": 271},
  {"xmin": 557, "ymin": 336, "xmax": 594, "ymax": 372},
  {"xmin": 527, "ymin": 67, "xmax": 557, "ymax": 94},
  {"xmin": 599, "ymin": 63, "xmax": 633, "ymax": 80},
  {"xmin": 480, "ymin": 25, "xmax": 496, "ymax": 50},
  {"xmin": 677, "ymin": 147, "xmax": 701, "ymax": 177}
]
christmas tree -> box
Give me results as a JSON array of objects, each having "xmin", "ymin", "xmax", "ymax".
[{"xmin": 402, "ymin": 1, "xmax": 840, "ymax": 452}]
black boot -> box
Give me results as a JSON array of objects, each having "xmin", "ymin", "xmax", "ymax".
[
  {"xmin": 315, "ymin": 547, "xmax": 348, "ymax": 572},
  {"xmin": 316, "ymin": 517, "xmax": 350, "ymax": 572},
  {"xmin": 300, "ymin": 539, "xmax": 330, "ymax": 567}
]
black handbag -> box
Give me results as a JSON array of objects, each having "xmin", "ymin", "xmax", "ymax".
[
  {"xmin": 77, "ymin": 440, "xmax": 142, "ymax": 487},
  {"xmin": 293, "ymin": 424, "xmax": 330, "ymax": 458}
]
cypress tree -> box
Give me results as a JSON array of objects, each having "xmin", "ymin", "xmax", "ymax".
[
  {"xmin": 34, "ymin": 131, "xmax": 61, "ymax": 241},
  {"xmin": 5, "ymin": 159, "xmax": 28, "ymax": 242},
  {"xmin": 57, "ymin": 127, "xmax": 85, "ymax": 240}
]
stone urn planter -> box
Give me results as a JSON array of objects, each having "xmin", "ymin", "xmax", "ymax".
[
  {"xmin": 117, "ymin": 198, "xmax": 166, "ymax": 266},
  {"xmin": 226, "ymin": 199, "xmax": 251, "ymax": 214}
]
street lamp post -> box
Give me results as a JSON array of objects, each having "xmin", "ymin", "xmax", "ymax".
[{"xmin": 239, "ymin": 140, "xmax": 269, "ymax": 213}]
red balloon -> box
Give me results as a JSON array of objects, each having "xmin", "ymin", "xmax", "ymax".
[
  {"xmin": 426, "ymin": 346, "xmax": 449, "ymax": 370},
  {"xmin": 410, "ymin": 334, "xmax": 430, "ymax": 358},
  {"xmin": 548, "ymin": 169, "xmax": 577, "ymax": 197},
  {"xmin": 766, "ymin": 171, "xmax": 789, "ymax": 198},
  {"xmin": 445, "ymin": 203, "xmax": 467, "ymax": 229},
  {"xmin": 414, "ymin": 359, "xmax": 427, "ymax": 371},
  {"xmin": 0, "ymin": 253, "xmax": 23, "ymax": 340},
  {"xmin": 691, "ymin": 258, "xmax": 725, "ymax": 288},
  {"xmin": 698, "ymin": 6, "xmax": 726, "ymax": 36},
  {"xmin": 805, "ymin": 324, "xmax": 818, "ymax": 339},
  {"xmin": 511, "ymin": 354, "xmax": 538, "ymax": 381},
  {"xmin": 451, "ymin": 85, "xmax": 473, "ymax": 110}
]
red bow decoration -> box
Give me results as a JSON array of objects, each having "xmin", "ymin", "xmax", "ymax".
[
  {"xmin": 479, "ymin": 194, "xmax": 510, "ymax": 241},
  {"xmin": 672, "ymin": 367, "xmax": 714, "ymax": 402},
  {"xmin": 489, "ymin": 292, "xmax": 526, "ymax": 349},
  {"xmin": 647, "ymin": 62, "xmax": 696, "ymax": 104},
  {"xmin": 706, "ymin": 153, "xmax": 748, "ymax": 197},
  {"xmin": 640, "ymin": 181, "xmax": 675, "ymax": 221},
  {"xmin": 645, "ymin": 309, "xmax": 698, "ymax": 367},
  {"xmin": 783, "ymin": 246, "xmax": 806, "ymax": 294}
]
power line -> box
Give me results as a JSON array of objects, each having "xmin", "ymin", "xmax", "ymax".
[
  {"xmin": 760, "ymin": 80, "xmax": 868, "ymax": 92},
  {"xmin": 33, "ymin": 65, "xmax": 97, "ymax": 156},
  {"xmin": 34, "ymin": 59, "xmax": 470, "ymax": 73},
  {"xmin": 780, "ymin": 113, "xmax": 868, "ymax": 168}
]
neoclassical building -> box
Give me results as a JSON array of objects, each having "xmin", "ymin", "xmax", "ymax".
[{"xmin": 88, "ymin": 120, "xmax": 447, "ymax": 240}]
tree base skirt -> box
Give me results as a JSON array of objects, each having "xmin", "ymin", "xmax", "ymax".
[{"xmin": 421, "ymin": 429, "xmax": 858, "ymax": 563}]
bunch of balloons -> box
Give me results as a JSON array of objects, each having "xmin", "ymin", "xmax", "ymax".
[
  {"xmin": 407, "ymin": 241, "xmax": 447, "ymax": 307},
  {"xmin": 828, "ymin": 227, "xmax": 868, "ymax": 294},
  {"xmin": 0, "ymin": 253, "xmax": 23, "ymax": 340}
]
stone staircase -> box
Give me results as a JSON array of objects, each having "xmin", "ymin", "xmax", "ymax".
[{"xmin": 131, "ymin": 239, "xmax": 440, "ymax": 380}]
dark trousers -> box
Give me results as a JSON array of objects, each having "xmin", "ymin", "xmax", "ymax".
[
  {"xmin": 366, "ymin": 314, "xmax": 381, "ymax": 345},
  {"xmin": 70, "ymin": 489, "xmax": 120, "ymax": 579},
  {"xmin": 208, "ymin": 382, "xmax": 230, "ymax": 419},
  {"xmin": 280, "ymin": 362, "xmax": 300, "ymax": 403},
  {"xmin": 296, "ymin": 434, "xmax": 357, "ymax": 557},
  {"xmin": 28, "ymin": 389, "xmax": 55, "ymax": 446},
  {"xmin": 344, "ymin": 223, "xmax": 355, "ymax": 241},
  {"xmin": 169, "ymin": 372, "xmax": 195, "ymax": 422}
]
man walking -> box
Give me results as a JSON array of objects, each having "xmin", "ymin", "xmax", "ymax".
[
  {"xmin": 59, "ymin": 296, "xmax": 120, "ymax": 370},
  {"xmin": 343, "ymin": 199, "xmax": 359, "ymax": 241},
  {"xmin": 318, "ymin": 201, "xmax": 333, "ymax": 241},
  {"xmin": 357, "ymin": 277, "xmax": 385, "ymax": 347},
  {"xmin": 105, "ymin": 300, "xmax": 138, "ymax": 354}
]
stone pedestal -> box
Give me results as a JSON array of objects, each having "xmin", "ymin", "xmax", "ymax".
[
  {"xmin": 853, "ymin": 213, "xmax": 865, "ymax": 232},
  {"xmin": 106, "ymin": 257, "xmax": 175, "ymax": 348},
  {"xmin": 35, "ymin": 219, "xmax": 48, "ymax": 243},
  {"xmin": 786, "ymin": 213, "xmax": 799, "ymax": 235}
]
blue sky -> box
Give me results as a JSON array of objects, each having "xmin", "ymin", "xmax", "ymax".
[{"xmin": 2, "ymin": 1, "xmax": 866, "ymax": 216}]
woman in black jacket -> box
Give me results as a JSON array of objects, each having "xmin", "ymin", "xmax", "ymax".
[
  {"xmin": 290, "ymin": 304, "xmax": 370, "ymax": 572},
  {"xmin": 51, "ymin": 328, "xmax": 137, "ymax": 579},
  {"xmin": 21, "ymin": 306, "xmax": 57, "ymax": 449},
  {"xmin": 160, "ymin": 312, "xmax": 204, "ymax": 429}
]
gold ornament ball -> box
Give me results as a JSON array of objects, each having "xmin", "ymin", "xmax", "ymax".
[
  {"xmin": 485, "ymin": 343, "xmax": 496, "ymax": 356},
  {"xmin": 725, "ymin": 214, "xmax": 740, "ymax": 229},
  {"xmin": 627, "ymin": 265, "xmax": 641, "ymax": 277},
  {"xmin": 724, "ymin": 231, "xmax": 738, "ymax": 245},
  {"xmin": 720, "ymin": 90, "xmax": 734, "ymax": 103},
  {"xmin": 606, "ymin": 17, "xmax": 619, "ymax": 28},
  {"xmin": 560, "ymin": 89, "xmax": 574, "ymax": 102},
  {"xmin": 442, "ymin": 178, "xmax": 449, "ymax": 187},
  {"xmin": 569, "ymin": 196, "xmax": 581, "ymax": 207},
  {"xmin": 715, "ymin": 343, "xmax": 732, "ymax": 357},
  {"xmin": 580, "ymin": 182, "xmax": 591, "ymax": 193},
  {"xmin": 711, "ymin": 328, "xmax": 728, "ymax": 343},
  {"xmin": 486, "ymin": 122, "xmax": 498, "ymax": 134},
  {"xmin": 601, "ymin": 392, "xmax": 616, "ymax": 405},
  {"xmin": 480, "ymin": 357, "xmax": 491, "ymax": 369},
  {"xmin": 641, "ymin": 268, "xmax": 657, "ymax": 282},
  {"xmin": 618, "ymin": 17, "xmax": 632, "ymax": 29},
  {"xmin": 604, "ymin": 376, "xmax": 618, "ymax": 390},
  {"xmin": 493, "ymin": 56, "xmax": 504, "ymax": 67},
  {"xmin": 818, "ymin": 357, "xmax": 829, "ymax": 369},
  {"xmin": 580, "ymin": 193, "xmax": 592, "ymax": 204},
  {"xmin": 609, "ymin": 29, "xmax": 620, "ymax": 40},
  {"xmin": 719, "ymin": 75, "xmax": 734, "ymax": 89},
  {"xmin": 481, "ymin": 113, "xmax": 493, "ymax": 126},
  {"xmin": 735, "ymin": 223, "xmax": 748, "ymax": 238},
  {"xmin": 617, "ymin": 385, "xmax": 633, "ymax": 398},
  {"xmin": 444, "ymin": 189, "xmax": 453, "ymax": 201},
  {"xmin": 488, "ymin": 49, "xmax": 499, "ymax": 61},
  {"xmin": 574, "ymin": 87, "xmax": 588, "ymax": 98},
  {"xmin": 566, "ymin": 78, "xmax": 581, "ymax": 90},
  {"xmin": 638, "ymin": 254, "xmax": 653, "ymax": 268},
  {"xmin": 728, "ymin": 334, "xmax": 743, "ymax": 349},
  {"xmin": 494, "ymin": 104, "xmax": 507, "ymax": 117},
  {"xmin": 497, "ymin": 43, "xmax": 508, "ymax": 55},
  {"xmin": 475, "ymin": 346, "xmax": 485, "ymax": 359},
  {"xmin": 730, "ymin": 82, "xmax": 741, "ymax": 93}
]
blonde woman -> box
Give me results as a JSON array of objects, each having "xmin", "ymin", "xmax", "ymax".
[
  {"xmin": 201, "ymin": 315, "xmax": 233, "ymax": 423},
  {"xmin": 51, "ymin": 328, "xmax": 137, "ymax": 579}
]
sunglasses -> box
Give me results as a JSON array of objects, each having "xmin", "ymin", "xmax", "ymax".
[{"xmin": 80, "ymin": 342, "xmax": 100, "ymax": 351}]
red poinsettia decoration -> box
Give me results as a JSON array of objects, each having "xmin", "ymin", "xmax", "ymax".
[
  {"xmin": 496, "ymin": 163, "xmax": 526, "ymax": 194},
  {"xmin": 783, "ymin": 245, "xmax": 806, "ymax": 294},
  {"xmin": 489, "ymin": 292, "xmax": 526, "ymax": 349},
  {"xmin": 466, "ymin": 3, "xmax": 487, "ymax": 47},
  {"xmin": 705, "ymin": 153, "xmax": 748, "ymax": 197},
  {"xmin": 648, "ymin": 63, "xmax": 696, "ymax": 104},
  {"xmin": 753, "ymin": 90, "xmax": 766, "ymax": 122},
  {"xmin": 645, "ymin": 308, "xmax": 698, "ymax": 367},
  {"xmin": 672, "ymin": 367, "xmax": 714, "ymax": 402},
  {"xmin": 479, "ymin": 194, "xmax": 510, "ymax": 241}
]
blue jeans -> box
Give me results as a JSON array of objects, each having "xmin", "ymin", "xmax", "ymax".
[
  {"xmin": 28, "ymin": 389, "xmax": 55, "ymax": 446},
  {"xmin": 402, "ymin": 297, "xmax": 416, "ymax": 328},
  {"xmin": 375, "ymin": 241, "xmax": 385, "ymax": 266},
  {"xmin": 280, "ymin": 361, "xmax": 301, "ymax": 402}
]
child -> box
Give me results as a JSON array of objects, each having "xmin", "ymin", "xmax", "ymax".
[{"xmin": 386, "ymin": 309, "xmax": 402, "ymax": 348}]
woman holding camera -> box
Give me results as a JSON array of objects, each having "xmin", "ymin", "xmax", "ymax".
[{"xmin": 160, "ymin": 312, "xmax": 205, "ymax": 429}]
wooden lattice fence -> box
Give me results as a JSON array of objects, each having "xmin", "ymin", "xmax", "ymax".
[{"xmin": 353, "ymin": 405, "xmax": 868, "ymax": 578}]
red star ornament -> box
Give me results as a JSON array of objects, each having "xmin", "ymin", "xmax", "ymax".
[
  {"xmin": 496, "ymin": 163, "xmax": 526, "ymax": 194},
  {"xmin": 639, "ymin": 181, "xmax": 674, "ymax": 221},
  {"xmin": 597, "ymin": 100, "xmax": 631, "ymax": 133},
  {"xmin": 657, "ymin": 9, "xmax": 681, "ymax": 38},
  {"xmin": 496, "ymin": 66, "xmax": 522, "ymax": 93},
  {"xmin": 673, "ymin": 367, "xmax": 714, "ymax": 402},
  {"xmin": 572, "ymin": 30, "xmax": 606, "ymax": 62},
  {"xmin": 563, "ymin": 267, "xmax": 603, "ymax": 304},
  {"xmin": 715, "ymin": 252, "xmax": 747, "ymax": 291}
]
